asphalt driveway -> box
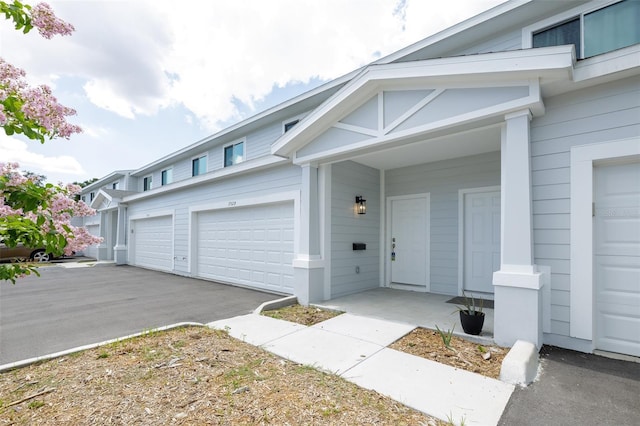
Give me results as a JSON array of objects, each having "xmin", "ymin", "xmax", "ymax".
[
  {"xmin": 499, "ymin": 345, "xmax": 640, "ymax": 426},
  {"xmin": 0, "ymin": 264, "xmax": 280, "ymax": 365}
]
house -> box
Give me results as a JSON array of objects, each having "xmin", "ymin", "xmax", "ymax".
[{"xmin": 78, "ymin": 0, "xmax": 640, "ymax": 358}]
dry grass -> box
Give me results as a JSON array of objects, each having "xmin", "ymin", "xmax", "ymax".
[
  {"xmin": 0, "ymin": 327, "xmax": 439, "ymax": 425},
  {"xmin": 390, "ymin": 328, "xmax": 507, "ymax": 379},
  {"xmin": 261, "ymin": 304, "xmax": 343, "ymax": 326}
]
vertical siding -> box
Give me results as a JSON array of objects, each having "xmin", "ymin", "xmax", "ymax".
[
  {"xmin": 330, "ymin": 161, "xmax": 380, "ymax": 298},
  {"xmin": 126, "ymin": 164, "xmax": 302, "ymax": 275},
  {"xmin": 386, "ymin": 152, "xmax": 501, "ymax": 295},
  {"xmin": 531, "ymin": 75, "xmax": 640, "ymax": 337}
]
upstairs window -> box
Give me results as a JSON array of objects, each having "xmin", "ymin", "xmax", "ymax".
[
  {"xmin": 112, "ymin": 182, "xmax": 119, "ymax": 189},
  {"xmin": 89, "ymin": 192, "xmax": 95, "ymax": 201},
  {"xmin": 161, "ymin": 168, "xmax": 173, "ymax": 185},
  {"xmin": 584, "ymin": 0, "xmax": 640, "ymax": 57},
  {"xmin": 143, "ymin": 176, "xmax": 153, "ymax": 191},
  {"xmin": 224, "ymin": 141, "xmax": 244, "ymax": 167},
  {"xmin": 533, "ymin": 17, "xmax": 581, "ymax": 55},
  {"xmin": 192, "ymin": 155, "xmax": 207, "ymax": 176},
  {"xmin": 532, "ymin": 0, "xmax": 639, "ymax": 59},
  {"xmin": 284, "ymin": 119, "xmax": 299, "ymax": 133}
]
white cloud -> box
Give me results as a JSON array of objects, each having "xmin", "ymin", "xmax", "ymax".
[
  {"xmin": 78, "ymin": 123, "xmax": 110, "ymax": 139},
  {"xmin": 0, "ymin": 134, "xmax": 86, "ymax": 177},
  {"xmin": 0, "ymin": 0, "xmax": 506, "ymax": 133}
]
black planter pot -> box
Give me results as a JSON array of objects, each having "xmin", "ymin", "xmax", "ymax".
[{"xmin": 459, "ymin": 310, "xmax": 485, "ymax": 335}]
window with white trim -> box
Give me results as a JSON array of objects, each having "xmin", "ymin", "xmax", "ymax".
[
  {"xmin": 224, "ymin": 141, "xmax": 244, "ymax": 167},
  {"xmin": 89, "ymin": 192, "xmax": 95, "ymax": 201},
  {"xmin": 531, "ymin": 0, "xmax": 639, "ymax": 59},
  {"xmin": 161, "ymin": 168, "xmax": 173, "ymax": 185},
  {"xmin": 112, "ymin": 182, "xmax": 118, "ymax": 189},
  {"xmin": 143, "ymin": 175, "xmax": 153, "ymax": 191},
  {"xmin": 192, "ymin": 155, "xmax": 207, "ymax": 176}
]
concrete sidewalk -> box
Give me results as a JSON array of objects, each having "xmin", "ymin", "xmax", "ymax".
[{"xmin": 209, "ymin": 313, "xmax": 514, "ymax": 426}]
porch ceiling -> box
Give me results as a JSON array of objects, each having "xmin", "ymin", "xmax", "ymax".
[{"xmin": 350, "ymin": 125, "xmax": 500, "ymax": 170}]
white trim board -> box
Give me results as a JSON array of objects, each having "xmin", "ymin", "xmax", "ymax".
[{"xmin": 570, "ymin": 137, "xmax": 640, "ymax": 342}]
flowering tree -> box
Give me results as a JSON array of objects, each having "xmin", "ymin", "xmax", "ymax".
[
  {"xmin": 1, "ymin": 1, "xmax": 81, "ymax": 142},
  {"xmin": 1, "ymin": 2, "xmax": 102, "ymax": 283},
  {"xmin": 1, "ymin": 163, "xmax": 102, "ymax": 283}
]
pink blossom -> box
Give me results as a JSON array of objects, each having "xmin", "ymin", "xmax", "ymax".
[
  {"xmin": 30, "ymin": 3, "xmax": 75, "ymax": 39},
  {"xmin": 0, "ymin": 58, "xmax": 82, "ymax": 140},
  {"xmin": 1, "ymin": 162, "xmax": 101, "ymax": 255}
]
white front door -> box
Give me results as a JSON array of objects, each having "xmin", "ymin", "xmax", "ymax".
[
  {"xmin": 463, "ymin": 190, "xmax": 500, "ymax": 294},
  {"xmin": 389, "ymin": 195, "xmax": 429, "ymax": 289},
  {"xmin": 594, "ymin": 161, "xmax": 640, "ymax": 357}
]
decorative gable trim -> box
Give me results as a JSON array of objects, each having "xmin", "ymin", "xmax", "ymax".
[{"xmin": 272, "ymin": 46, "xmax": 574, "ymax": 159}]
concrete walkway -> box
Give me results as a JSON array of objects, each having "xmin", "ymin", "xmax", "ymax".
[{"xmin": 209, "ymin": 313, "xmax": 514, "ymax": 426}]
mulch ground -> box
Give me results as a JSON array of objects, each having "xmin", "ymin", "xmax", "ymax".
[{"xmin": 0, "ymin": 327, "xmax": 441, "ymax": 425}]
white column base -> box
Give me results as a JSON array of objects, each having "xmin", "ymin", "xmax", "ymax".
[
  {"xmin": 493, "ymin": 269, "xmax": 544, "ymax": 348},
  {"xmin": 114, "ymin": 245, "xmax": 127, "ymax": 265},
  {"xmin": 293, "ymin": 258, "xmax": 325, "ymax": 305}
]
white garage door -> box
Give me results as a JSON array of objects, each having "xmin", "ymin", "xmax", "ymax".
[
  {"xmin": 83, "ymin": 224, "xmax": 100, "ymax": 258},
  {"xmin": 594, "ymin": 161, "xmax": 640, "ymax": 357},
  {"xmin": 196, "ymin": 202, "xmax": 294, "ymax": 294},
  {"xmin": 131, "ymin": 215, "xmax": 173, "ymax": 272}
]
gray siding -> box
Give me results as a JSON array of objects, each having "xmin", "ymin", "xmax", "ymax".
[
  {"xmin": 331, "ymin": 161, "xmax": 380, "ymax": 298},
  {"xmin": 386, "ymin": 152, "xmax": 501, "ymax": 295},
  {"xmin": 453, "ymin": 29, "xmax": 522, "ymax": 56},
  {"xmin": 531, "ymin": 75, "xmax": 640, "ymax": 338},
  {"xmin": 134, "ymin": 113, "xmax": 310, "ymax": 188},
  {"xmin": 126, "ymin": 164, "xmax": 302, "ymax": 275}
]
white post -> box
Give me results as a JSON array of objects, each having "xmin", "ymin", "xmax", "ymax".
[
  {"xmin": 113, "ymin": 205, "xmax": 128, "ymax": 265},
  {"xmin": 493, "ymin": 109, "xmax": 544, "ymax": 348},
  {"xmin": 293, "ymin": 164, "xmax": 325, "ymax": 304}
]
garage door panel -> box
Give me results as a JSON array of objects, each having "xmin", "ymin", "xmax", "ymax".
[
  {"xmin": 196, "ymin": 202, "xmax": 294, "ymax": 294},
  {"xmin": 132, "ymin": 216, "xmax": 173, "ymax": 272},
  {"xmin": 594, "ymin": 162, "xmax": 640, "ymax": 356}
]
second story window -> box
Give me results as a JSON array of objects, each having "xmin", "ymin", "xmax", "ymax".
[
  {"xmin": 90, "ymin": 192, "xmax": 95, "ymax": 201},
  {"xmin": 161, "ymin": 168, "xmax": 173, "ymax": 185},
  {"xmin": 284, "ymin": 119, "xmax": 299, "ymax": 133},
  {"xmin": 532, "ymin": 0, "xmax": 639, "ymax": 59},
  {"xmin": 224, "ymin": 141, "xmax": 244, "ymax": 167},
  {"xmin": 143, "ymin": 175, "xmax": 153, "ymax": 191},
  {"xmin": 192, "ymin": 155, "xmax": 207, "ymax": 176},
  {"xmin": 112, "ymin": 182, "xmax": 119, "ymax": 189}
]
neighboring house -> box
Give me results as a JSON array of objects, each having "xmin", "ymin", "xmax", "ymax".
[{"xmin": 79, "ymin": 0, "xmax": 640, "ymax": 358}]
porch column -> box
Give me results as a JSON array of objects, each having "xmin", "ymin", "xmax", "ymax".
[
  {"xmin": 113, "ymin": 205, "xmax": 128, "ymax": 265},
  {"xmin": 493, "ymin": 109, "xmax": 544, "ymax": 348},
  {"xmin": 96, "ymin": 211, "xmax": 108, "ymax": 261},
  {"xmin": 293, "ymin": 164, "xmax": 325, "ymax": 304}
]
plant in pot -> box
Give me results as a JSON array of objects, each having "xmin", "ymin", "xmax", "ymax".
[{"xmin": 455, "ymin": 292, "xmax": 485, "ymax": 335}]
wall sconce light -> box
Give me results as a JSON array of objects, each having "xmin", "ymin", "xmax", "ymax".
[{"xmin": 355, "ymin": 196, "xmax": 367, "ymax": 215}]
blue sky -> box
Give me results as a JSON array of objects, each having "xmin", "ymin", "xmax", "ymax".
[{"xmin": 0, "ymin": 0, "xmax": 505, "ymax": 184}]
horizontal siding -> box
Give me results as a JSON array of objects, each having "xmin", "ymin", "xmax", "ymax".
[
  {"xmin": 386, "ymin": 151, "xmax": 500, "ymax": 296},
  {"xmin": 130, "ymin": 112, "xmax": 311, "ymax": 189},
  {"xmin": 531, "ymin": 75, "xmax": 640, "ymax": 339},
  {"xmin": 126, "ymin": 164, "xmax": 302, "ymax": 274},
  {"xmin": 453, "ymin": 29, "xmax": 522, "ymax": 55},
  {"xmin": 331, "ymin": 161, "xmax": 380, "ymax": 298}
]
